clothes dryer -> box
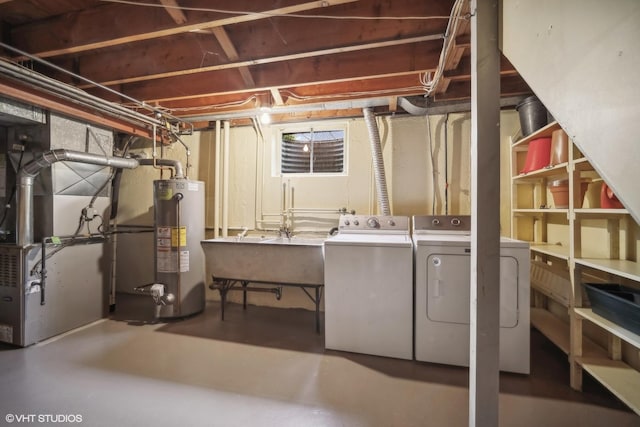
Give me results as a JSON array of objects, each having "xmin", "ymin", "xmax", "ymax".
[{"xmin": 413, "ymin": 215, "xmax": 530, "ymax": 374}]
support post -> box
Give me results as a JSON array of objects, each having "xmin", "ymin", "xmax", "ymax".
[{"xmin": 469, "ymin": 0, "xmax": 501, "ymax": 425}]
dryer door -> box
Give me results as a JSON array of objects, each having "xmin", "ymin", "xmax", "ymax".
[
  {"xmin": 499, "ymin": 256, "xmax": 519, "ymax": 328},
  {"xmin": 426, "ymin": 252, "xmax": 470, "ymax": 324},
  {"xmin": 425, "ymin": 250, "xmax": 519, "ymax": 327}
]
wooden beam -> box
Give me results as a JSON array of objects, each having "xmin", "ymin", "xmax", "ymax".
[
  {"xmin": 16, "ymin": 0, "xmax": 359, "ymax": 58},
  {"xmin": 436, "ymin": 2, "xmax": 470, "ymax": 94},
  {"xmin": 104, "ymin": 41, "xmax": 440, "ymax": 103},
  {"xmin": 79, "ymin": 35, "xmax": 443, "ymax": 87},
  {"xmin": 158, "ymin": 0, "xmax": 188, "ymax": 25},
  {"xmin": 270, "ymin": 88, "xmax": 285, "ymax": 106},
  {"xmin": 388, "ymin": 96, "xmax": 398, "ymax": 112},
  {"xmin": 210, "ymin": 26, "xmax": 256, "ymax": 87},
  {"xmin": 42, "ymin": 1, "xmax": 451, "ymax": 91},
  {"xmin": 443, "ymin": 54, "xmax": 520, "ymax": 81},
  {"xmin": 0, "ymin": 78, "xmax": 152, "ymax": 138},
  {"xmin": 159, "ymin": 73, "xmax": 425, "ymax": 112}
]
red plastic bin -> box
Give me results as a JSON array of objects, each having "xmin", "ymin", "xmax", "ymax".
[{"xmin": 520, "ymin": 137, "xmax": 551, "ymax": 174}]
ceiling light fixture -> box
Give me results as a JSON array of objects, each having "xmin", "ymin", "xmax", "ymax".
[{"xmin": 259, "ymin": 111, "xmax": 271, "ymax": 124}]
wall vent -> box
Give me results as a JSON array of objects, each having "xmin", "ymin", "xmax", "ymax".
[{"xmin": 0, "ymin": 250, "xmax": 19, "ymax": 288}]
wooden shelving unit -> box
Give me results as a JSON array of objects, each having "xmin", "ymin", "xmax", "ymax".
[
  {"xmin": 510, "ymin": 121, "xmax": 640, "ymax": 415},
  {"xmin": 575, "ymin": 308, "xmax": 640, "ymax": 413}
]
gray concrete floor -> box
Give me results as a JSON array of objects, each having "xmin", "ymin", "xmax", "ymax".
[{"xmin": 0, "ymin": 294, "xmax": 637, "ymax": 427}]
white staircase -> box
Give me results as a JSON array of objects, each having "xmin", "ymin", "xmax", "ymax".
[{"xmin": 501, "ymin": 0, "xmax": 640, "ymax": 224}]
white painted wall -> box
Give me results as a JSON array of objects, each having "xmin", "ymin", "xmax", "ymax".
[{"xmin": 115, "ymin": 112, "xmax": 520, "ymax": 309}]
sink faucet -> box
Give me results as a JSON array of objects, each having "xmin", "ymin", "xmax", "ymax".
[
  {"xmin": 279, "ymin": 225, "xmax": 292, "ymax": 239},
  {"xmin": 237, "ymin": 227, "xmax": 249, "ymax": 240}
]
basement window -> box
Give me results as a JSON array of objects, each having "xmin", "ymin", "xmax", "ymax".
[{"xmin": 280, "ymin": 128, "xmax": 346, "ymax": 175}]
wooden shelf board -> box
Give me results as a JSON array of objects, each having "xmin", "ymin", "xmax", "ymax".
[
  {"xmin": 574, "ymin": 208, "xmax": 629, "ymax": 216},
  {"xmin": 512, "ymin": 122, "xmax": 640, "ymax": 417},
  {"xmin": 575, "ymin": 258, "xmax": 640, "ymax": 282},
  {"xmin": 513, "ymin": 162, "xmax": 568, "ymax": 181},
  {"xmin": 577, "ymin": 357, "xmax": 640, "ymax": 415},
  {"xmin": 513, "ymin": 208, "xmax": 569, "ymax": 214},
  {"xmin": 531, "ymin": 243, "xmax": 570, "ymax": 260},
  {"xmin": 512, "ymin": 121, "xmax": 561, "ymax": 148},
  {"xmin": 573, "ymin": 157, "xmax": 595, "ymax": 171},
  {"xmin": 574, "ymin": 308, "xmax": 640, "ymax": 348}
]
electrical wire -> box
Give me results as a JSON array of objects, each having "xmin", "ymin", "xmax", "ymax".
[
  {"xmin": 421, "ymin": 0, "xmax": 466, "ymax": 97},
  {"xmin": 157, "ymin": 86, "xmax": 425, "ymax": 115},
  {"xmin": 281, "ymin": 87, "xmax": 425, "ymax": 101},
  {"xmin": 133, "ymin": 95, "xmax": 259, "ymax": 113},
  {"xmin": 99, "ymin": 0, "xmax": 454, "ymax": 20},
  {"xmin": 426, "ymin": 114, "xmax": 437, "ymax": 215}
]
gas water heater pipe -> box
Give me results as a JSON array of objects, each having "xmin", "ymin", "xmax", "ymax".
[
  {"xmin": 173, "ymin": 191, "xmax": 184, "ymax": 314},
  {"xmin": 137, "ymin": 158, "xmax": 184, "ymax": 179},
  {"xmin": 214, "ymin": 121, "xmax": 221, "ymax": 238},
  {"xmin": 222, "ymin": 121, "xmax": 230, "ymax": 238},
  {"xmin": 362, "ymin": 107, "xmax": 391, "ymax": 216}
]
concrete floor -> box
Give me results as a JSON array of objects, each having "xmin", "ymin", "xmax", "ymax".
[{"xmin": 0, "ymin": 294, "xmax": 637, "ymax": 427}]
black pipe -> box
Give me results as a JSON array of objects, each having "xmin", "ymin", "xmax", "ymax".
[
  {"xmin": 110, "ymin": 168, "xmax": 123, "ymax": 220},
  {"xmin": 40, "ymin": 239, "xmax": 47, "ymax": 305}
]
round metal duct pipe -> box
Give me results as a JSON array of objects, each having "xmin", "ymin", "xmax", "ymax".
[
  {"xmin": 17, "ymin": 149, "xmax": 139, "ymax": 246},
  {"xmin": 363, "ymin": 107, "xmax": 391, "ymax": 216}
]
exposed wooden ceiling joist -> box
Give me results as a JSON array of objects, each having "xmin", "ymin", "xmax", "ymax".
[
  {"xmin": 76, "ymin": 34, "xmax": 443, "ymax": 88},
  {"xmin": 158, "ymin": 0, "xmax": 187, "ymax": 25},
  {"xmin": 0, "ymin": 0, "xmax": 532, "ymax": 125},
  {"xmin": 12, "ymin": 0, "xmax": 359, "ymax": 58},
  {"xmin": 209, "ymin": 26, "xmax": 255, "ymax": 88}
]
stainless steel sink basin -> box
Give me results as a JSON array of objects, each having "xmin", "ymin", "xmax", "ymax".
[{"xmin": 200, "ymin": 236, "xmax": 325, "ymax": 285}]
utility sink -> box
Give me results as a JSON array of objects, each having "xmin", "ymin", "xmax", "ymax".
[{"xmin": 200, "ymin": 235, "xmax": 325, "ymax": 285}]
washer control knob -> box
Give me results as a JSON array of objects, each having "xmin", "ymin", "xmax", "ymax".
[
  {"xmin": 451, "ymin": 218, "xmax": 461, "ymax": 226},
  {"xmin": 353, "ymin": 219, "xmax": 359, "ymax": 226},
  {"xmin": 367, "ymin": 217, "xmax": 379, "ymax": 228},
  {"xmin": 344, "ymin": 219, "xmax": 350, "ymax": 226},
  {"xmin": 388, "ymin": 219, "xmax": 396, "ymax": 226},
  {"xmin": 432, "ymin": 218, "xmax": 441, "ymax": 226}
]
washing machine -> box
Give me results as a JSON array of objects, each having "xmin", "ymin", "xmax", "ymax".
[
  {"xmin": 324, "ymin": 215, "xmax": 413, "ymax": 360},
  {"xmin": 413, "ymin": 215, "xmax": 530, "ymax": 374}
]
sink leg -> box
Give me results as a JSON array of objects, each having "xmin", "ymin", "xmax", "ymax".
[
  {"xmin": 220, "ymin": 288, "xmax": 226, "ymax": 321},
  {"xmin": 242, "ymin": 281, "xmax": 248, "ymax": 309},
  {"xmin": 218, "ymin": 279, "xmax": 230, "ymax": 321},
  {"xmin": 315, "ymin": 287, "xmax": 320, "ymax": 334}
]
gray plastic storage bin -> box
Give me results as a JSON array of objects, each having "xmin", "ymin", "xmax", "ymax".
[{"xmin": 583, "ymin": 283, "xmax": 640, "ymax": 335}]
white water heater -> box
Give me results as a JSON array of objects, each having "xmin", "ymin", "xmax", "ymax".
[{"xmin": 152, "ymin": 179, "xmax": 205, "ymax": 318}]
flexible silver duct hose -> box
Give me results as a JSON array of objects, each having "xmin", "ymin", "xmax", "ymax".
[
  {"xmin": 363, "ymin": 108, "xmax": 391, "ymax": 215},
  {"xmin": 17, "ymin": 149, "xmax": 139, "ymax": 246},
  {"xmin": 137, "ymin": 158, "xmax": 184, "ymax": 179}
]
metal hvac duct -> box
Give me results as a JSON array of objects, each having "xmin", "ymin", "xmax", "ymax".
[
  {"xmin": 363, "ymin": 108, "xmax": 391, "ymax": 215},
  {"xmin": 17, "ymin": 149, "xmax": 139, "ymax": 246}
]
